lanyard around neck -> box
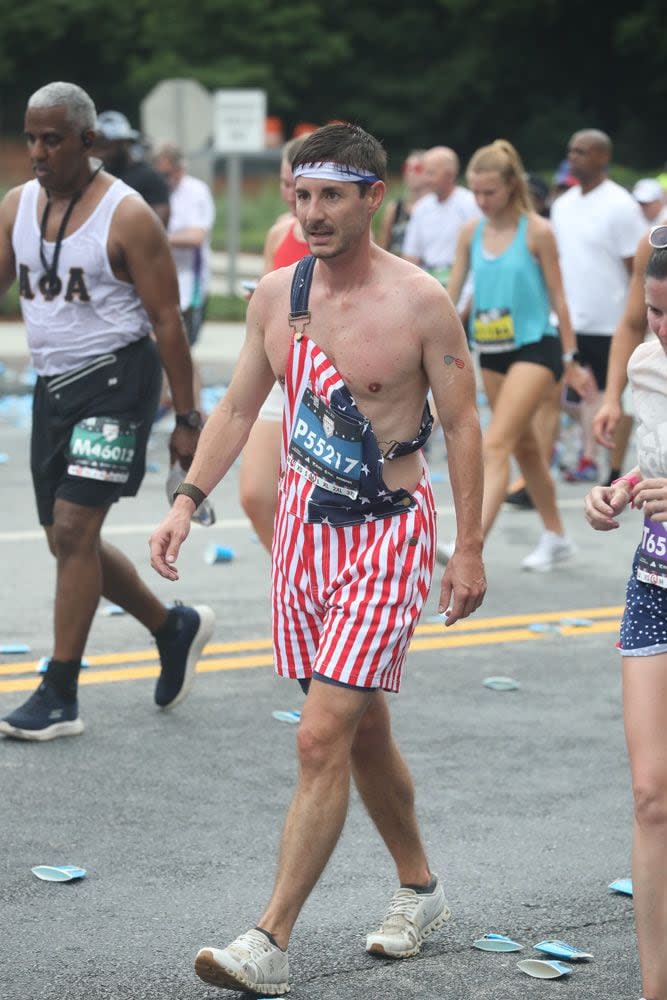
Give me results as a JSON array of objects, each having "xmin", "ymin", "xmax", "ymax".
[{"xmin": 38, "ymin": 162, "xmax": 104, "ymax": 299}]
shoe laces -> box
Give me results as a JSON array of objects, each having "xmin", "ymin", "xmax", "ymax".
[
  {"xmin": 381, "ymin": 887, "xmax": 423, "ymax": 925},
  {"xmin": 230, "ymin": 928, "xmax": 277, "ymax": 961}
]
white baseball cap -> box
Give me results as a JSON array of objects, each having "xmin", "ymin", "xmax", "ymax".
[
  {"xmin": 633, "ymin": 178, "xmax": 664, "ymax": 204},
  {"xmin": 96, "ymin": 110, "xmax": 139, "ymax": 141}
]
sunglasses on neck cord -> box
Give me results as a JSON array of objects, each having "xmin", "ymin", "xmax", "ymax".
[{"xmin": 649, "ymin": 225, "xmax": 667, "ymax": 249}]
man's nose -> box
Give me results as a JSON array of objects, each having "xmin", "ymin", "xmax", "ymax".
[{"xmin": 305, "ymin": 196, "xmax": 324, "ymax": 220}]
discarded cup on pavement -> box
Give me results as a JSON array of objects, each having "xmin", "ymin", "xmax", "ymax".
[
  {"xmin": 517, "ymin": 959, "xmax": 573, "ymax": 979},
  {"xmin": 483, "ymin": 676, "xmax": 520, "ymax": 691},
  {"xmin": 31, "ymin": 865, "xmax": 86, "ymax": 882},
  {"xmin": 272, "ymin": 710, "xmax": 301, "ymax": 725},
  {"xmin": 527, "ymin": 622, "xmax": 561, "ymax": 634},
  {"xmin": 99, "ymin": 603, "xmax": 125, "ymax": 616},
  {"xmin": 473, "ymin": 933, "xmax": 523, "ymax": 952},
  {"xmin": 205, "ymin": 544, "xmax": 234, "ymax": 564},
  {"xmin": 534, "ymin": 939, "xmax": 593, "ymax": 961},
  {"xmin": 608, "ymin": 877, "xmax": 633, "ymax": 896},
  {"xmin": 560, "ymin": 617, "xmax": 594, "ymax": 628}
]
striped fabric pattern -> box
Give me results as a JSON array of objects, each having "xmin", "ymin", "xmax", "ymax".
[{"xmin": 272, "ymin": 332, "xmax": 436, "ymax": 692}]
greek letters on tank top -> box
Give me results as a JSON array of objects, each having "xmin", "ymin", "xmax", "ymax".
[
  {"xmin": 280, "ymin": 256, "xmax": 432, "ymax": 526},
  {"xmin": 12, "ymin": 178, "xmax": 152, "ymax": 376}
]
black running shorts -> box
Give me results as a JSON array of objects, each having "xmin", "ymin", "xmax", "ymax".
[
  {"xmin": 31, "ymin": 337, "xmax": 162, "ymax": 525},
  {"xmin": 574, "ymin": 333, "xmax": 611, "ymax": 390},
  {"xmin": 478, "ymin": 333, "xmax": 563, "ymax": 381}
]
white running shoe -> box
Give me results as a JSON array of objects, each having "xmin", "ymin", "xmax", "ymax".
[
  {"xmin": 521, "ymin": 531, "xmax": 576, "ymax": 572},
  {"xmin": 435, "ymin": 541, "xmax": 455, "ymax": 566},
  {"xmin": 194, "ymin": 929, "xmax": 289, "ymax": 995},
  {"xmin": 366, "ymin": 875, "xmax": 451, "ymax": 958}
]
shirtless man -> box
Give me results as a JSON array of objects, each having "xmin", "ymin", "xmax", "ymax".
[
  {"xmin": 150, "ymin": 123, "xmax": 486, "ymax": 995},
  {"xmin": 0, "ymin": 82, "xmax": 214, "ymax": 741}
]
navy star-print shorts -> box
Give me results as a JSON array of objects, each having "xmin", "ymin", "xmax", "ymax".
[{"xmin": 619, "ymin": 545, "xmax": 667, "ymax": 657}]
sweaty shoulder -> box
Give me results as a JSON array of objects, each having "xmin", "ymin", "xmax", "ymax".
[
  {"xmin": 384, "ymin": 252, "xmax": 451, "ymax": 310},
  {"xmin": 251, "ymin": 262, "xmax": 294, "ymax": 314},
  {"xmin": 526, "ymin": 211, "xmax": 552, "ymax": 238},
  {"xmin": 110, "ymin": 186, "xmax": 162, "ymax": 233},
  {"xmin": 458, "ymin": 215, "xmax": 479, "ymax": 242},
  {"xmin": 267, "ymin": 214, "xmax": 292, "ymax": 242}
]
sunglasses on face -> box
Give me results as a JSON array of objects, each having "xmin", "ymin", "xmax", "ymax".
[{"xmin": 650, "ymin": 225, "xmax": 667, "ymax": 249}]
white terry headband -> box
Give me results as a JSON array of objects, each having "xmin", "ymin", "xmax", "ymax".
[{"xmin": 293, "ymin": 161, "xmax": 381, "ymax": 183}]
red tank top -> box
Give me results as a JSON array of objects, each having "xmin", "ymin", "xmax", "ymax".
[{"xmin": 272, "ymin": 223, "xmax": 310, "ymax": 270}]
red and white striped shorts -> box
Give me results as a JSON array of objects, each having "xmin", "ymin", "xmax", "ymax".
[{"xmin": 271, "ymin": 471, "xmax": 436, "ymax": 693}]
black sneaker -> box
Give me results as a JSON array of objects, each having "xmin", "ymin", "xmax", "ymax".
[
  {"xmin": 504, "ymin": 486, "xmax": 534, "ymax": 510},
  {"xmin": 154, "ymin": 604, "xmax": 215, "ymax": 709},
  {"xmin": 0, "ymin": 681, "xmax": 84, "ymax": 741}
]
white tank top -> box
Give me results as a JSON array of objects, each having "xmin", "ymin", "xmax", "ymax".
[{"xmin": 12, "ymin": 178, "xmax": 152, "ymax": 376}]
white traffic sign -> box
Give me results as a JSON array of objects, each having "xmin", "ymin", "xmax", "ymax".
[
  {"xmin": 141, "ymin": 78, "xmax": 213, "ymax": 153},
  {"xmin": 213, "ymin": 89, "xmax": 267, "ymax": 154}
]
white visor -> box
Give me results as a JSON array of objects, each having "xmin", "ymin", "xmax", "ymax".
[{"xmin": 293, "ymin": 161, "xmax": 381, "ymax": 183}]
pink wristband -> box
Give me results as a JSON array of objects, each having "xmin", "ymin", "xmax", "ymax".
[
  {"xmin": 611, "ymin": 474, "xmax": 640, "ymax": 508},
  {"xmin": 611, "ymin": 474, "xmax": 640, "ymax": 491}
]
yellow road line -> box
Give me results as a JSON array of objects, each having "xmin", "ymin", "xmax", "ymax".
[
  {"xmin": 0, "ymin": 605, "xmax": 623, "ymax": 678},
  {"xmin": 0, "ymin": 612, "xmax": 622, "ymax": 694}
]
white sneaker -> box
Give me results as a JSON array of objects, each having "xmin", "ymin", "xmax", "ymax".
[
  {"xmin": 436, "ymin": 541, "xmax": 455, "ymax": 566},
  {"xmin": 521, "ymin": 531, "xmax": 576, "ymax": 572},
  {"xmin": 366, "ymin": 874, "xmax": 451, "ymax": 958},
  {"xmin": 194, "ymin": 928, "xmax": 290, "ymax": 995}
]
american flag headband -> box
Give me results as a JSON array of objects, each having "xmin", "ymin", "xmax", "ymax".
[{"xmin": 293, "ymin": 162, "xmax": 381, "ymax": 183}]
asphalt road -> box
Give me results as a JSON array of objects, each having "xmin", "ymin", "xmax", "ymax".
[{"xmin": 0, "ymin": 415, "xmax": 642, "ymax": 1000}]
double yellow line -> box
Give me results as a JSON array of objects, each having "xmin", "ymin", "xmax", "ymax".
[{"xmin": 0, "ymin": 606, "xmax": 623, "ymax": 695}]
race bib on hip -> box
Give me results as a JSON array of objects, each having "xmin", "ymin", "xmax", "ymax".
[
  {"xmin": 473, "ymin": 308, "xmax": 516, "ymax": 352},
  {"xmin": 637, "ymin": 515, "xmax": 667, "ymax": 589},
  {"xmin": 67, "ymin": 417, "xmax": 137, "ymax": 484},
  {"xmin": 288, "ymin": 388, "xmax": 363, "ymax": 499}
]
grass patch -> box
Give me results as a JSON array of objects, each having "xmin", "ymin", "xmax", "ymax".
[
  {"xmin": 206, "ymin": 294, "xmax": 248, "ymax": 322},
  {"xmin": 212, "ymin": 181, "xmax": 285, "ymax": 252}
]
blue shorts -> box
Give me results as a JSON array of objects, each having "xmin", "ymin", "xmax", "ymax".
[{"xmin": 619, "ymin": 546, "xmax": 667, "ymax": 656}]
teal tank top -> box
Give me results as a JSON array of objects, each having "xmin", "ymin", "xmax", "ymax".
[{"xmin": 469, "ymin": 215, "xmax": 556, "ymax": 352}]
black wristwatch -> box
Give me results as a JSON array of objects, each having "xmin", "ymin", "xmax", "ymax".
[{"xmin": 175, "ymin": 409, "xmax": 202, "ymax": 429}]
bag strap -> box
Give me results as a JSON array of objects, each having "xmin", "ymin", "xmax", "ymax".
[{"xmin": 288, "ymin": 255, "xmax": 316, "ymax": 339}]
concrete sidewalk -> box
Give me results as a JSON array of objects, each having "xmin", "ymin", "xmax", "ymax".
[{"xmin": 0, "ymin": 319, "xmax": 246, "ymax": 387}]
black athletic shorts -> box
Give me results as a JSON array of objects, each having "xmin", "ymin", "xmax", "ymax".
[
  {"xmin": 575, "ymin": 332, "xmax": 611, "ymax": 390},
  {"xmin": 478, "ymin": 334, "xmax": 563, "ymax": 381},
  {"xmin": 31, "ymin": 337, "xmax": 162, "ymax": 526}
]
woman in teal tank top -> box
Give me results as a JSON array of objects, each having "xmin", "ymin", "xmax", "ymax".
[{"xmin": 438, "ymin": 140, "xmax": 593, "ymax": 571}]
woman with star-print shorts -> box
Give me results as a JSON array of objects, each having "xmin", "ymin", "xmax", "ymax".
[{"xmin": 585, "ymin": 240, "xmax": 667, "ymax": 1000}]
